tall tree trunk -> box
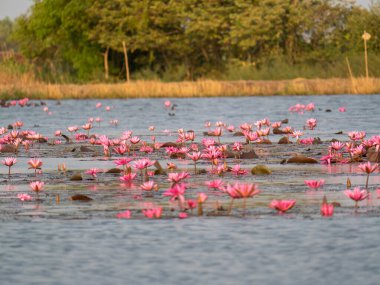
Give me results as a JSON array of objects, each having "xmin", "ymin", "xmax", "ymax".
[
  {"xmin": 122, "ymin": 41, "xmax": 130, "ymax": 82},
  {"xmin": 104, "ymin": 47, "xmax": 109, "ymax": 80}
]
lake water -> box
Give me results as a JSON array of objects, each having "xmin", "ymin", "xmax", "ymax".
[{"xmin": 0, "ymin": 95, "xmax": 379, "ymax": 285}]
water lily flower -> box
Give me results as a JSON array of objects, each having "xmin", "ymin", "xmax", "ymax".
[
  {"xmin": 85, "ymin": 168, "xmax": 102, "ymax": 178},
  {"xmin": 231, "ymin": 164, "xmax": 248, "ymax": 176},
  {"xmin": 2, "ymin": 157, "xmax": 17, "ymax": 176},
  {"xmin": 116, "ymin": 210, "xmax": 131, "ymax": 219},
  {"xmin": 205, "ymin": 179, "xmax": 224, "ymax": 190},
  {"xmin": 344, "ymin": 187, "xmax": 369, "ymax": 208},
  {"xmin": 140, "ymin": 181, "xmax": 158, "ymax": 192},
  {"xmin": 304, "ymin": 179, "xmax": 325, "ymax": 190},
  {"xmin": 187, "ymin": 152, "xmax": 201, "ymax": 174},
  {"xmin": 321, "ymin": 197, "xmax": 334, "ymax": 217},
  {"xmin": 28, "ymin": 158, "xmax": 43, "ymax": 175},
  {"xmin": 120, "ymin": 173, "xmax": 137, "ymax": 182},
  {"xmin": 269, "ymin": 200, "xmax": 296, "ymax": 214},
  {"xmin": 17, "ymin": 193, "xmax": 32, "ymax": 202},
  {"xmin": 30, "ymin": 181, "xmax": 44, "ymax": 193},
  {"xmin": 143, "ymin": 207, "xmax": 162, "ymax": 219},
  {"xmin": 178, "ymin": 212, "xmax": 188, "ymax": 219},
  {"xmin": 167, "ymin": 172, "xmax": 190, "ymax": 184}
]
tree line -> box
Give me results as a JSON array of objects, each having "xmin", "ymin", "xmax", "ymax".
[{"xmin": 1, "ymin": 0, "xmax": 380, "ymax": 82}]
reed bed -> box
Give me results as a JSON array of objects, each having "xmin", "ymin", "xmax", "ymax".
[{"xmin": 1, "ymin": 74, "xmax": 380, "ymax": 99}]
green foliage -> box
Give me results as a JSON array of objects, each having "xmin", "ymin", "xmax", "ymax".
[{"xmin": 4, "ymin": 0, "xmax": 380, "ymax": 81}]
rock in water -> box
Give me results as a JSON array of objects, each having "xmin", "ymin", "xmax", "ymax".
[
  {"xmin": 251, "ymin": 165, "xmax": 272, "ymax": 175},
  {"xmin": 70, "ymin": 194, "xmax": 93, "ymax": 201},
  {"xmin": 273, "ymin": 128, "xmax": 287, "ymax": 135},
  {"xmin": 106, "ymin": 168, "xmax": 122, "ymax": 174},
  {"xmin": 70, "ymin": 173, "xmax": 83, "ymax": 181},
  {"xmin": 0, "ymin": 144, "xmax": 17, "ymax": 153},
  {"xmin": 233, "ymin": 131, "xmax": 245, "ymax": 137},
  {"xmin": 161, "ymin": 142, "xmax": 177, "ymax": 148},
  {"xmin": 278, "ymin": 137, "xmax": 291, "ymax": 144},
  {"xmin": 80, "ymin": 146, "xmax": 95, "ymax": 152},
  {"xmin": 240, "ymin": 149, "xmax": 258, "ymax": 159},
  {"xmin": 287, "ymin": 155, "xmax": 318, "ymax": 164}
]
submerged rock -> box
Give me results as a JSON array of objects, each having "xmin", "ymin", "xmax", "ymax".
[
  {"xmin": 278, "ymin": 137, "xmax": 291, "ymax": 144},
  {"xmin": 257, "ymin": 139, "xmax": 272, "ymax": 145},
  {"xmin": 0, "ymin": 144, "xmax": 17, "ymax": 153},
  {"xmin": 233, "ymin": 131, "xmax": 245, "ymax": 137},
  {"xmin": 273, "ymin": 128, "xmax": 287, "ymax": 135},
  {"xmin": 70, "ymin": 173, "xmax": 83, "ymax": 181},
  {"xmin": 70, "ymin": 194, "xmax": 93, "ymax": 202},
  {"xmin": 106, "ymin": 168, "xmax": 122, "ymax": 174},
  {"xmin": 240, "ymin": 149, "xmax": 258, "ymax": 159},
  {"xmin": 251, "ymin": 165, "xmax": 272, "ymax": 175},
  {"xmin": 80, "ymin": 146, "xmax": 95, "ymax": 152},
  {"xmin": 287, "ymin": 155, "xmax": 318, "ymax": 164},
  {"xmin": 170, "ymin": 153, "xmax": 186, "ymax": 159},
  {"xmin": 281, "ymin": 118, "xmax": 289, "ymax": 124},
  {"xmin": 161, "ymin": 142, "xmax": 177, "ymax": 148}
]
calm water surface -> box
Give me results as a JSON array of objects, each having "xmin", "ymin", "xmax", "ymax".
[
  {"xmin": 2, "ymin": 95, "xmax": 379, "ymax": 139},
  {"xmin": 1, "ymin": 95, "xmax": 380, "ymax": 285},
  {"xmin": 1, "ymin": 218, "xmax": 380, "ymax": 285}
]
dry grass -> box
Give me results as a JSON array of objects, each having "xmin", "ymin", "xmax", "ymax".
[{"xmin": 1, "ymin": 72, "xmax": 380, "ymax": 99}]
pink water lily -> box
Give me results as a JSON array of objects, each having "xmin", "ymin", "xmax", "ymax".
[
  {"xmin": 143, "ymin": 207, "xmax": 162, "ymax": 219},
  {"xmin": 119, "ymin": 173, "xmax": 137, "ymax": 183},
  {"xmin": 231, "ymin": 164, "xmax": 247, "ymax": 176},
  {"xmin": 226, "ymin": 183, "xmax": 261, "ymax": 214},
  {"xmin": 187, "ymin": 152, "xmax": 202, "ymax": 174},
  {"xmin": 344, "ymin": 187, "xmax": 368, "ymax": 208},
  {"xmin": 358, "ymin": 161, "xmax": 378, "ymax": 174},
  {"xmin": 205, "ymin": 179, "xmax": 224, "ymax": 190},
  {"xmin": 358, "ymin": 161, "xmax": 378, "ymax": 189},
  {"xmin": 306, "ymin": 118, "xmax": 317, "ymax": 130},
  {"xmin": 140, "ymin": 181, "xmax": 158, "ymax": 192},
  {"xmin": 17, "ymin": 193, "xmax": 32, "ymax": 202},
  {"xmin": 85, "ymin": 168, "xmax": 102, "ymax": 178},
  {"xmin": 269, "ymin": 200, "xmax": 296, "ymax": 214},
  {"xmin": 28, "ymin": 158, "xmax": 43, "ymax": 175},
  {"xmin": 321, "ymin": 197, "xmax": 334, "ymax": 217},
  {"xmin": 304, "ymin": 179, "xmax": 325, "ymax": 190},
  {"xmin": 163, "ymin": 183, "xmax": 186, "ymax": 204},
  {"xmin": 116, "ymin": 210, "xmax": 131, "ymax": 219},
  {"xmin": 187, "ymin": 199, "xmax": 197, "ymax": 210},
  {"xmin": 130, "ymin": 136, "xmax": 141, "ymax": 144},
  {"xmin": 2, "ymin": 157, "xmax": 17, "ymax": 176},
  {"xmin": 168, "ymin": 172, "xmax": 190, "ymax": 184},
  {"xmin": 30, "ymin": 181, "xmax": 44, "ymax": 193},
  {"xmin": 226, "ymin": 183, "xmax": 261, "ymax": 199},
  {"xmin": 232, "ymin": 142, "xmax": 243, "ymax": 155},
  {"xmin": 133, "ymin": 158, "xmax": 155, "ymax": 170},
  {"xmin": 114, "ymin": 157, "xmax": 133, "ymax": 170},
  {"xmin": 178, "ymin": 212, "xmax": 188, "ymax": 219}
]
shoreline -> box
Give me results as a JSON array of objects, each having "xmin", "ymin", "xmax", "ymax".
[{"xmin": 1, "ymin": 77, "xmax": 380, "ymax": 99}]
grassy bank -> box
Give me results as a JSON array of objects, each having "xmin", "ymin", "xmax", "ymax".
[{"xmin": 1, "ymin": 73, "xmax": 380, "ymax": 99}]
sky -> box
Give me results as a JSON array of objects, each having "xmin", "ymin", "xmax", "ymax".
[{"xmin": 0, "ymin": 0, "xmax": 373, "ymax": 20}]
